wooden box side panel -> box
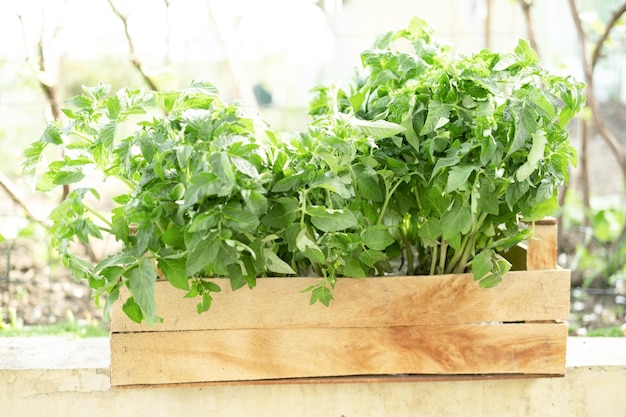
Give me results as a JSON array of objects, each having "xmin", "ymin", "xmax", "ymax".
[
  {"xmin": 527, "ymin": 218, "xmax": 558, "ymax": 271},
  {"xmin": 111, "ymin": 270, "xmax": 571, "ymax": 333},
  {"xmin": 110, "ymin": 323, "xmax": 567, "ymax": 386}
]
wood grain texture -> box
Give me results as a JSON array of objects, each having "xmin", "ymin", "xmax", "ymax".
[
  {"xmin": 527, "ymin": 220, "xmax": 558, "ymax": 270},
  {"xmin": 110, "ymin": 323, "xmax": 567, "ymax": 386},
  {"xmin": 111, "ymin": 270, "xmax": 570, "ymax": 333},
  {"xmin": 110, "ymin": 221, "xmax": 570, "ymax": 386}
]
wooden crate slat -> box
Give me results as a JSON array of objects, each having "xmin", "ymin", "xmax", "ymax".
[
  {"xmin": 110, "ymin": 323, "xmax": 567, "ymax": 386},
  {"xmin": 111, "ymin": 270, "xmax": 570, "ymax": 333},
  {"xmin": 527, "ymin": 218, "xmax": 558, "ymax": 270}
]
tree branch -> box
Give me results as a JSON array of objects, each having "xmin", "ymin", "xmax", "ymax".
[
  {"xmin": 591, "ymin": 2, "xmax": 626, "ymax": 68},
  {"xmin": 0, "ymin": 172, "xmax": 50, "ymax": 228},
  {"xmin": 14, "ymin": 7, "xmax": 63, "ymax": 122},
  {"xmin": 569, "ymin": 0, "xmax": 626, "ymax": 243},
  {"xmin": 106, "ymin": 0, "xmax": 160, "ymax": 91},
  {"xmin": 517, "ymin": 0, "xmax": 540, "ymax": 56}
]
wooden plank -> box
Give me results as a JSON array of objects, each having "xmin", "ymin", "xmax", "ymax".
[
  {"xmin": 127, "ymin": 372, "xmax": 566, "ymax": 389},
  {"xmin": 110, "ymin": 323, "xmax": 567, "ymax": 386},
  {"xmin": 527, "ymin": 218, "xmax": 558, "ymax": 270},
  {"xmin": 111, "ymin": 372, "xmax": 565, "ymax": 389},
  {"xmin": 111, "ymin": 270, "xmax": 570, "ymax": 333}
]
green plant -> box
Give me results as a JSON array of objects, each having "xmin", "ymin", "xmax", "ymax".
[
  {"xmin": 308, "ymin": 18, "xmax": 585, "ymax": 287},
  {"xmin": 23, "ymin": 18, "xmax": 585, "ymax": 325}
]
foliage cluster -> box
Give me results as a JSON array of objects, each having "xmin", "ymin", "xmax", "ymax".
[{"xmin": 23, "ymin": 19, "xmax": 585, "ymax": 324}]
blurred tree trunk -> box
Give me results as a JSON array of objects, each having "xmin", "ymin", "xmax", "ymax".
[
  {"xmin": 14, "ymin": 2, "xmax": 68, "ymax": 202},
  {"xmin": 15, "ymin": 5, "xmax": 64, "ymax": 122},
  {"xmin": 567, "ymin": 0, "xmax": 626, "ymax": 243},
  {"xmin": 106, "ymin": 0, "xmax": 160, "ymax": 91},
  {"xmin": 517, "ymin": 0, "xmax": 540, "ymax": 56}
]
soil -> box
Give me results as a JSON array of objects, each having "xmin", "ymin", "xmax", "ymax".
[{"xmin": 0, "ymin": 238, "xmax": 104, "ymax": 327}]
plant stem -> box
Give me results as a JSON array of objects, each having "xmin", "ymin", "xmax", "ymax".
[
  {"xmin": 299, "ymin": 189, "xmax": 308, "ymax": 225},
  {"xmin": 402, "ymin": 229, "xmax": 414, "ymax": 275},
  {"xmin": 438, "ymin": 241, "xmax": 448, "ymax": 274},
  {"xmin": 86, "ymin": 205, "xmax": 112, "ymax": 228},
  {"xmin": 453, "ymin": 233, "xmax": 477, "ymax": 274},
  {"xmin": 376, "ymin": 179, "xmax": 403, "ymax": 225},
  {"xmin": 445, "ymin": 212, "xmax": 489, "ymax": 274},
  {"xmin": 429, "ymin": 244, "xmax": 438, "ymax": 275}
]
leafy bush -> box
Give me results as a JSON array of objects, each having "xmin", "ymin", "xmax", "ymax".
[{"xmin": 23, "ymin": 18, "xmax": 585, "ymax": 324}]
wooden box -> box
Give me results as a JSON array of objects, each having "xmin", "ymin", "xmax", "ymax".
[{"xmin": 110, "ymin": 220, "xmax": 570, "ymax": 388}]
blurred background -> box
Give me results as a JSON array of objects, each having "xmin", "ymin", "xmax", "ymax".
[{"xmin": 0, "ymin": 0, "xmax": 625, "ymax": 336}]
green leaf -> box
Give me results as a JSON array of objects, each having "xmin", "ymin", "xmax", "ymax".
[
  {"xmin": 310, "ymin": 175, "xmax": 352, "ymax": 199},
  {"xmin": 40, "ymin": 124, "xmax": 63, "ymax": 145},
  {"xmin": 296, "ymin": 227, "xmax": 325, "ymax": 264},
  {"xmin": 516, "ymin": 131, "xmax": 547, "ymax": 181},
  {"xmin": 474, "ymin": 179, "xmax": 499, "ymax": 215},
  {"xmin": 310, "ymin": 285, "xmax": 333, "ymax": 306},
  {"xmin": 105, "ymin": 94, "xmax": 121, "ymax": 119},
  {"xmin": 340, "ymin": 254, "xmax": 367, "ymax": 277},
  {"xmin": 359, "ymin": 249, "xmax": 387, "ymax": 267},
  {"xmin": 186, "ymin": 232, "xmax": 221, "ymax": 276},
  {"xmin": 122, "ymin": 296, "xmax": 143, "ymax": 324},
  {"xmin": 478, "ymin": 274, "xmax": 502, "ymax": 288},
  {"xmin": 349, "ymin": 91, "xmax": 366, "ymax": 112},
  {"xmin": 182, "ymin": 172, "xmax": 221, "ymax": 210},
  {"xmin": 472, "ymin": 249, "xmax": 493, "ymax": 281},
  {"xmin": 262, "ymin": 197, "xmax": 299, "ymax": 228},
  {"xmin": 401, "ymin": 111, "xmax": 420, "ymax": 151},
  {"xmin": 67, "ymin": 94, "xmax": 94, "ymax": 110},
  {"xmin": 506, "ymin": 179, "xmax": 530, "ymax": 209},
  {"xmin": 84, "ymin": 83, "xmax": 111, "ymax": 100},
  {"xmin": 362, "ymin": 226, "xmax": 395, "ymax": 250},
  {"xmin": 197, "ymin": 292, "xmax": 213, "ymax": 313},
  {"xmin": 157, "ymin": 257, "xmax": 190, "ymax": 290},
  {"xmin": 514, "ymin": 38, "xmax": 539, "ymax": 65},
  {"xmin": 102, "ymin": 287, "xmax": 120, "ymax": 323},
  {"xmin": 22, "ymin": 141, "xmax": 47, "ymax": 189},
  {"xmin": 222, "ymin": 203, "xmax": 260, "ymax": 234},
  {"xmin": 420, "ymin": 101, "xmax": 450, "ymax": 135},
  {"xmin": 272, "ymin": 174, "xmax": 302, "ymax": 192},
  {"xmin": 418, "ymin": 218, "xmax": 442, "ymax": 247},
  {"xmin": 263, "ymin": 248, "xmax": 296, "ymax": 274},
  {"xmin": 351, "ymin": 118, "xmax": 406, "ymax": 139},
  {"xmin": 355, "ymin": 167, "xmax": 383, "ymax": 202},
  {"xmin": 431, "ymin": 155, "xmax": 460, "ymax": 179},
  {"xmin": 440, "ymin": 199, "xmax": 472, "ymax": 241},
  {"xmin": 525, "ymin": 195, "xmax": 559, "ymax": 221},
  {"xmin": 127, "ymin": 258, "xmax": 158, "ymax": 325},
  {"xmin": 446, "ymin": 165, "xmax": 475, "ymax": 193},
  {"xmin": 307, "ymin": 206, "xmax": 358, "ymax": 232},
  {"xmin": 209, "ymin": 151, "xmax": 236, "ymax": 185}
]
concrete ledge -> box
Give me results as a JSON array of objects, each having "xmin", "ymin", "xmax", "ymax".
[{"xmin": 1, "ymin": 337, "xmax": 625, "ymax": 417}]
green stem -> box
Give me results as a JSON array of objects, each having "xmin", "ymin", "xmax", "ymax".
[
  {"xmin": 402, "ymin": 229, "xmax": 414, "ymax": 275},
  {"xmin": 445, "ymin": 212, "xmax": 489, "ymax": 274},
  {"xmin": 453, "ymin": 233, "xmax": 478, "ymax": 274},
  {"xmin": 429, "ymin": 244, "xmax": 438, "ymax": 275},
  {"xmin": 348, "ymin": 165, "xmax": 360, "ymax": 205},
  {"xmin": 438, "ymin": 241, "xmax": 448, "ymax": 274},
  {"xmin": 376, "ymin": 179, "xmax": 403, "ymax": 225},
  {"xmin": 85, "ymin": 205, "xmax": 112, "ymax": 228},
  {"xmin": 72, "ymin": 132, "xmax": 95, "ymax": 144},
  {"xmin": 299, "ymin": 189, "xmax": 308, "ymax": 225},
  {"xmin": 446, "ymin": 234, "xmax": 470, "ymax": 274}
]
